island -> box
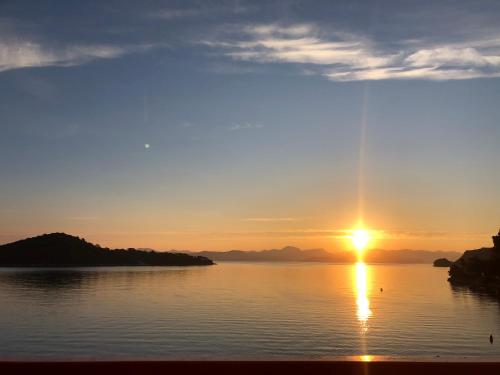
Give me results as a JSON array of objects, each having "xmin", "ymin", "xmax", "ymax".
[
  {"xmin": 0, "ymin": 233, "xmax": 214, "ymax": 267},
  {"xmin": 448, "ymin": 229, "xmax": 500, "ymax": 290},
  {"xmin": 433, "ymin": 258, "xmax": 453, "ymax": 267}
]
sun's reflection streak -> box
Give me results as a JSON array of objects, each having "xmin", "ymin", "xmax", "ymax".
[{"xmin": 355, "ymin": 261, "xmax": 372, "ymax": 333}]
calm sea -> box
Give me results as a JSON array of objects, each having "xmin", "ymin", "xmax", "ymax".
[{"xmin": 0, "ymin": 262, "xmax": 499, "ymax": 360}]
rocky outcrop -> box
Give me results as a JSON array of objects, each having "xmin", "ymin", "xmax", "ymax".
[
  {"xmin": 433, "ymin": 258, "xmax": 453, "ymax": 267},
  {"xmin": 448, "ymin": 247, "xmax": 500, "ymax": 290}
]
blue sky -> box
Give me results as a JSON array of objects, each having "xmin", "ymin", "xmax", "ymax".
[{"xmin": 0, "ymin": 0, "xmax": 499, "ymax": 250}]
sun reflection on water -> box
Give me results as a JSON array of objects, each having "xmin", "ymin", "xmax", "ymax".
[{"xmin": 355, "ymin": 261, "xmax": 372, "ymax": 332}]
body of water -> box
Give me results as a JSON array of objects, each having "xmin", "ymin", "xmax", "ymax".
[{"xmin": 0, "ymin": 262, "xmax": 499, "ymax": 359}]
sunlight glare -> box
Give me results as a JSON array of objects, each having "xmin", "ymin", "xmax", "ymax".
[{"xmin": 351, "ymin": 229, "xmax": 370, "ymax": 258}]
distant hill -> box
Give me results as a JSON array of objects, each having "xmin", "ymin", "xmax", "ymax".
[
  {"xmin": 0, "ymin": 233, "xmax": 214, "ymax": 267},
  {"xmin": 185, "ymin": 246, "xmax": 461, "ymax": 264}
]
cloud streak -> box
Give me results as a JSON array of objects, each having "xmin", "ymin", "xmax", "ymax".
[
  {"xmin": 204, "ymin": 23, "xmax": 500, "ymax": 81},
  {"xmin": 147, "ymin": 8, "xmax": 203, "ymax": 19},
  {"xmin": 146, "ymin": 3, "xmax": 253, "ymax": 20},
  {"xmin": 0, "ymin": 39, "xmax": 154, "ymax": 73},
  {"xmin": 227, "ymin": 122, "xmax": 263, "ymax": 131},
  {"xmin": 243, "ymin": 217, "xmax": 304, "ymax": 222},
  {"xmin": 201, "ymin": 229, "xmax": 489, "ymax": 241}
]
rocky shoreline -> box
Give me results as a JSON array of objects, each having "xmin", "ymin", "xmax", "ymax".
[
  {"xmin": 448, "ymin": 252, "xmax": 500, "ymax": 294},
  {"xmin": 447, "ymin": 230, "xmax": 500, "ymax": 295}
]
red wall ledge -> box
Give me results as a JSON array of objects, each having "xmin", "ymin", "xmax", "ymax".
[{"xmin": 1, "ymin": 361, "xmax": 500, "ymax": 375}]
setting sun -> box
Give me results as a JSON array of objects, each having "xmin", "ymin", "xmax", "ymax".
[{"xmin": 351, "ymin": 229, "xmax": 371, "ymax": 255}]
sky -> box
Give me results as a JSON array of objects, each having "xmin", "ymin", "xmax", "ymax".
[{"xmin": 0, "ymin": 0, "xmax": 499, "ymax": 251}]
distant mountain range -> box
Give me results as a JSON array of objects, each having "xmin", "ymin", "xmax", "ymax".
[
  {"xmin": 0, "ymin": 233, "xmax": 214, "ymax": 267},
  {"xmin": 179, "ymin": 246, "xmax": 461, "ymax": 264}
]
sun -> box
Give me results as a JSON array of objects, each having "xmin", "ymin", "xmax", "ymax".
[{"xmin": 351, "ymin": 229, "xmax": 371, "ymax": 255}]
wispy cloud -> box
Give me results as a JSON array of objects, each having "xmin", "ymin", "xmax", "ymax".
[
  {"xmin": 204, "ymin": 23, "xmax": 500, "ymax": 81},
  {"xmin": 147, "ymin": 3, "xmax": 253, "ymax": 20},
  {"xmin": 20, "ymin": 122, "xmax": 81, "ymax": 140},
  {"xmin": 0, "ymin": 39, "xmax": 154, "ymax": 73},
  {"xmin": 243, "ymin": 217, "xmax": 303, "ymax": 222},
  {"xmin": 222, "ymin": 24, "xmax": 395, "ymax": 68},
  {"xmin": 180, "ymin": 121, "xmax": 194, "ymax": 128},
  {"xmin": 148, "ymin": 8, "xmax": 202, "ymax": 20},
  {"xmin": 68, "ymin": 216, "xmax": 101, "ymax": 221},
  {"xmin": 200, "ymin": 229, "xmax": 489, "ymax": 242},
  {"xmin": 380, "ymin": 230, "xmax": 489, "ymax": 240},
  {"xmin": 227, "ymin": 122, "xmax": 263, "ymax": 131}
]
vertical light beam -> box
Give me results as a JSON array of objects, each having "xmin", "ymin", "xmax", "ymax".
[{"xmin": 357, "ymin": 84, "xmax": 370, "ymax": 227}]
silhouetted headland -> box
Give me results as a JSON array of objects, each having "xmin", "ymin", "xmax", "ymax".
[
  {"xmin": 0, "ymin": 233, "xmax": 214, "ymax": 267},
  {"xmin": 433, "ymin": 258, "xmax": 453, "ymax": 267},
  {"xmin": 448, "ymin": 229, "xmax": 500, "ymax": 291}
]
